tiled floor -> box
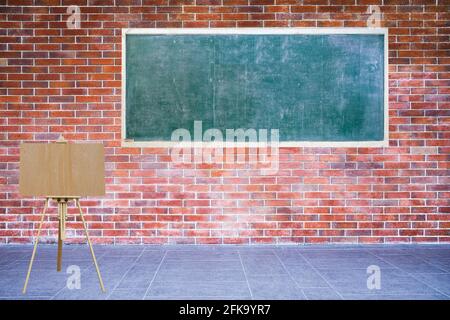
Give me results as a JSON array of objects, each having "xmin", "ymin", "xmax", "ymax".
[{"xmin": 0, "ymin": 244, "xmax": 449, "ymax": 300}]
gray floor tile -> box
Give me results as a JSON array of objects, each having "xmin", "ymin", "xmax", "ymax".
[
  {"xmin": 419, "ymin": 258, "xmax": 450, "ymax": 272},
  {"xmin": 133, "ymin": 250, "xmax": 166, "ymax": 264},
  {"xmin": 0, "ymin": 260, "xmax": 18, "ymax": 270},
  {"xmin": 7, "ymin": 260, "xmax": 94, "ymax": 273},
  {"xmin": 164, "ymin": 250, "xmax": 239, "ymax": 262},
  {"xmin": 238, "ymin": 247, "xmax": 277, "ymax": 253},
  {"xmin": 155, "ymin": 269, "xmax": 247, "ymax": 282},
  {"xmin": 274, "ymin": 251, "xmax": 310, "ymax": 267},
  {"xmin": 52, "ymin": 288, "xmax": 108, "ymax": 300},
  {"xmin": 1, "ymin": 279, "xmax": 66, "ymax": 296},
  {"xmin": 303, "ymin": 257, "xmax": 395, "ymax": 270},
  {"xmin": 116, "ymin": 271, "xmax": 156, "ymax": 289},
  {"xmin": 322, "ymin": 269, "xmax": 440, "ymax": 295},
  {"xmin": 126, "ymin": 264, "xmax": 160, "ymax": 275},
  {"xmin": 1, "ymin": 267, "xmax": 72, "ymax": 296},
  {"xmin": 296, "ymin": 245, "xmax": 368, "ymax": 251},
  {"xmin": 377, "ymin": 254, "xmax": 448, "ymax": 273},
  {"xmin": 95, "ymin": 256, "xmax": 139, "ymax": 274},
  {"xmin": 95, "ymin": 246, "xmax": 145, "ymax": 257},
  {"xmin": 412, "ymin": 273, "xmax": 450, "ymax": 295},
  {"xmin": 300, "ymin": 249, "xmax": 375, "ymax": 259},
  {"xmin": 0, "ymin": 244, "xmax": 448, "ymax": 300},
  {"xmin": 160, "ymin": 260, "xmax": 242, "ymax": 271},
  {"xmin": 241, "ymin": 256, "xmax": 288, "ymax": 275},
  {"xmin": 411, "ymin": 249, "xmax": 450, "ymax": 258},
  {"xmin": 247, "ymin": 275, "xmax": 305, "ymax": 300},
  {"xmin": 76, "ymin": 271, "xmax": 123, "ymax": 291},
  {"xmin": 15, "ymin": 246, "xmax": 96, "ymax": 261},
  {"xmin": 144, "ymin": 295, "xmax": 252, "ymax": 300},
  {"xmin": 108, "ymin": 288, "xmax": 147, "ymax": 300},
  {"xmin": 98, "ymin": 256, "xmax": 139, "ymax": 264},
  {"xmin": 397, "ymin": 263, "xmax": 446, "ymax": 274},
  {"xmin": 242, "ymin": 263, "xmax": 288, "ymax": 275},
  {"xmin": 363, "ymin": 248, "xmax": 410, "ymax": 256},
  {"xmin": 303, "ymin": 288, "xmax": 342, "ymax": 300},
  {"xmin": 341, "ymin": 293, "xmax": 450, "ymax": 300},
  {"xmin": 0, "ymin": 295, "xmax": 53, "ymax": 300},
  {"xmin": 285, "ymin": 266, "xmax": 331, "ymax": 288},
  {"xmin": 146, "ymin": 281, "xmax": 251, "ymax": 298}
]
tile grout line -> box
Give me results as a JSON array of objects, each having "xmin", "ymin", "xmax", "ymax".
[
  {"xmin": 142, "ymin": 250, "xmax": 168, "ymax": 300},
  {"xmin": 237, "ymin": 250, "xmax": 254, "ymax": 300},
  {"xmin": 366, "ymin": 249, "xmax": 450, "ymax": 298},
  {"xmin": 105, "ymin": 248, "xmax": 148, "ymax": 300},
  {"xmin": 273, "ymin": 249, "xmax": 309, "ymax": 300},
  {"xmin": 297, "ymin": 251, "xmax": 345, "ymax": 300}
]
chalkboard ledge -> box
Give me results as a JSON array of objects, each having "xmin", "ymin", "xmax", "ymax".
[{"xmin": 121, "ymin": 140, "xmax": 389, "ymax": 148}]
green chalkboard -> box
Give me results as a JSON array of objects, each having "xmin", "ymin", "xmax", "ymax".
[{"xmin": 125, "ymin": 32, "xmax": 386, "ymax": 143}]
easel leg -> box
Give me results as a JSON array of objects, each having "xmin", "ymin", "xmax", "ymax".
[
  {"xmin": 57, "ymin": 200, "xmax": 65, "ymax": 272},
  {"xmin": 57, "ymin": 226, "xmax": 62, "ymax": 271},
  {"xmin": 75, "ymin": 199, "xmax": 105, "ymax": 293},
  {"xmin": 23, "ymin": 198, "xmax": 49, "ymax": 294}
]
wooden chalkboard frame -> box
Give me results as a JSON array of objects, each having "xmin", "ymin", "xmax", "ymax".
[{"xmin": 122, "ymin": 28, "xmax": 389, "ymax": 148}]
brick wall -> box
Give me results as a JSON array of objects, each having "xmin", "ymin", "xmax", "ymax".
[{"xmin": 0, "ymin": 0, "xmax": 449, "ymax": 244}]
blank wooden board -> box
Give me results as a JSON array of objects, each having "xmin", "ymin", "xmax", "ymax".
[{"xmin": 19, "ymin": 143, "xmax": 105, "ymax": 197}]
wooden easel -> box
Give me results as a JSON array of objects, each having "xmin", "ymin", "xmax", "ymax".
[
  {"xmin": 20, "ymin": 136, "xmax": 106, "ymax": 294},
  {"xmin": 22, "ymin": 197, "xmax": 105, "ymax": 294}
]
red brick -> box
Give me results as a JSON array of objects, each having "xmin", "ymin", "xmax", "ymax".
[{"xmin": 0, "ymin": 1, "xmax": 447, "ymax": 245}]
